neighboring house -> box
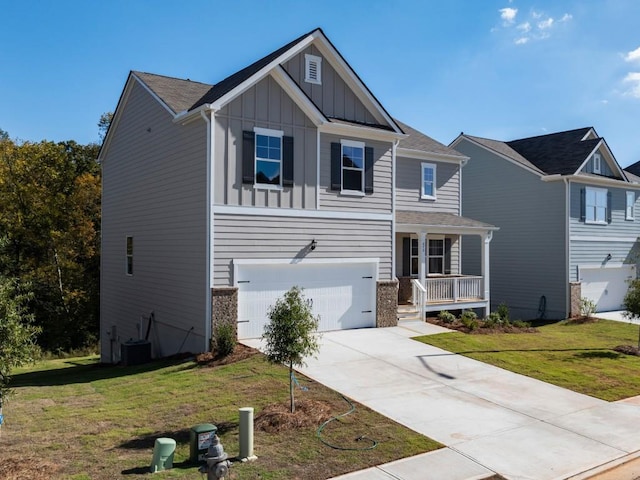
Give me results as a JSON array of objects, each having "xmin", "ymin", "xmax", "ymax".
[
  {"xmin": 99, "ymin": 27, "xmax": 495, "ymax": 363},
  {"xmin": 451, "ymin": 127, "xmax": 640, "ymax": 320}
]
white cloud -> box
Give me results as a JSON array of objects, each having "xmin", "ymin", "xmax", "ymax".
[
  {"xmin": 500, "ymin": 7, "xmax": 518, "ymax": 24},
  {"xmin": 560, "ymin": 13, "xmax": 572, "ymax": 22},
  {"xmin": 532, "ymin": 10, "xmax": 542, "ymax": 19},
  {"xmin": 517, "ymin": 22, "xmax": 531, "ymax": 33},
  {"xmin": 625, "ymin": 46, "xmax": 640, "ymax": 63},
  {"xmin": 623, "ymin": 72, "xmax": 640, "ymax": 98},
  {"xmin": 538, "ymin": 18, "xmax": 554, "ymax": 30},
  {"xmin": 515, "ymin": 37, "xmax": 529, "ymax": 45}
]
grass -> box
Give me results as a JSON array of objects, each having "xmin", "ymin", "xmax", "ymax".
[
  {"xmin": 0, "ymin": 347, "xmax": 442, "ymax": 479},
  {"xmin": 416, "ymin": 318, "xmax": 640, "ymax": 401}
]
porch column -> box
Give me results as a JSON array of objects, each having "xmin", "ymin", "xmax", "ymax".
[
  {"xmin": 481, "ymin": 231, "xmax": 493, "ymax": 315},
  {"xmin": 418, "ymin": 232, "xmax": 426, "ymax": 286}
]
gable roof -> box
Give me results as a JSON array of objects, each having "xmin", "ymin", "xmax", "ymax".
[
  {"xmin": 133, "ymin": 71, "xmax": 212, "ymax": 114},
  {"xmin": 395, "ymin": 119, "xmax": 465, "ymax": 159},
  {"xmin": 462, "ymin": 134, "xmax": 543, "ymax": 173},
  {"xmin": 505, "ymin": 127, "xmax": 598, "ymax": 175},
  {"xmin": 625, "ymin": 159, "xmax": 640, "ymax": 177}
]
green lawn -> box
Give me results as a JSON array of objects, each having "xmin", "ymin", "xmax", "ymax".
[
  {"xmin": 1, "ymin": 348, "xmax": 441, "ymax": 480},
  {"xmin": 415, "ymin": 318, "xmax": 640, "ymax": 401}
]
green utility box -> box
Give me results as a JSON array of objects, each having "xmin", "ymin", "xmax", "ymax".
[
  {"xmin": 150, "ymin": 437, "xmax": 176, "ymax": 473},
  {"xmin": 190, "ymin": 423, "xmax": 217, "ymax": 463}
]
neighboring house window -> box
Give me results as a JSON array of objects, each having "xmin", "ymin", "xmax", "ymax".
[
  {"xmin": 242, "ymin": 129, "xmax": 294, "ymax": 187},
  {"xmin": 305, "ymin": 54, "xmax": 322, "ymax": 85},
  {"xmin": 421, "ymin": 163, "xmax": 436, "ymax": 200},
  {"xmin": 428, "ymin": 238, "xmax": 445, "ymax": 274},
  {"xmin": 582, "ymin": 186, "xmax": 610, "ymax": 224},
  {"xmin": 330, "ymin": 141, "xmax": 374, "ymax": 194},
  {"xmin": 126, "ymin": 236, "xmax": 133, "ymax": 275},
  {"xmin": 627, "ymin": 191, "xmax": 635, "ymax": 220},
  {"xmin": 593, "ymin": 153, "xmax": 602, "ymax": 174},
  {"xmin": 411, "ymin": 238, "xmax": 419, "ymax": 276}
]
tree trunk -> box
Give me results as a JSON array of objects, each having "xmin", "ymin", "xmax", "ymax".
[{"xmin": 289, "ymin": 362, "xmax": 295, "ymax": 413}]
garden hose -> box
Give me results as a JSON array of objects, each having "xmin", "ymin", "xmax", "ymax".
[{"xmin": 317, "ymin": 394, "xmax": 378, "ymax": 451}]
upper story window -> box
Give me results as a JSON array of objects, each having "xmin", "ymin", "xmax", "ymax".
[
  {"xmin": 421, "ymin": 163, "xmax": 436, "ymax": 200},
  {"xmin": 593, "ymin": 153, "xmax": 602, "ymax": 174},
  {"xmin": 126, "ymin": 236, "xmax": 133, "ymax": 275},
  {"xmin": 582, "ymin": 186, "xmax": 609, "ymax": 224},
  {"xmin": 330, "ymin": 140, "xmax": 374, "ymax": 194},
  {"xmin": 304, "ymin": 54, "xmax": 322, "ymax": 85},
  {"xmin": 242, "ymin": 129, "xmax": 294, "ymax": 188},
  {"xmin": 627, "ymin": 191, "xmax": 635, "ymax": 220},
  {"xmin": 254, "ymin": 127, "xmax": 283, "ymax": 187}
]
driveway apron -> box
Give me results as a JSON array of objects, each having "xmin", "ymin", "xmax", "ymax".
[{"xmin": 245, "ymin": 322, "xmax": 640, "ymax": 480}]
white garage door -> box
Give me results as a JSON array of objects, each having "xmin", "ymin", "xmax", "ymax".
[
  {"xmin": 235, "ymin": 260, "xmax": 377, "ymax": 339},
  {"xmin": 580, "ymin": 265, "xmax": 635, "ymax": 312}
]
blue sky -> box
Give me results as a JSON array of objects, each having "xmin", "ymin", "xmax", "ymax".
[{"xmin": 2, "ymin": 0, "xmax": 640, "ymax": 166}]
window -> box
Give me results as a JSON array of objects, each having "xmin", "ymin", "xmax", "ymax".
[
  {"xmin": 304, "ymin": 54, "xmax": 322, "ymax": 85},
  {"xmin": 421, "ymin": 163, "xmax": 436, "ymax": 200},
  {"xmin": 410, "ymin": 238, "xmax": 419, "ymax": 276},
  {"xmin": 627, "ymin": 191, "xmax": 635, "ymax": 220},
  {"xmin": 584, "ymin": 187, "xmax": 608, "ymax": 224},
  {"xmin": 254, "ymin": 127, "xmax": 283, "ymax": 187},
  {"xmin": 126, "ymin": 236, "xmax": 133, "ymax": 275},
  {"xmin": 593, "ymin": 153, "xmax": 602, "ymax": 174},
  {"xmin": 341, "ymin": 140, "xmax": 365, "ymax": 192},
  {"xmin": 428, "ymin": 238, "xmax": 445, "ymax": 274}
]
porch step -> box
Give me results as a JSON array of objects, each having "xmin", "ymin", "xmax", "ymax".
[{"xmin": 397, "ymin": 304, "xmax": 422, "ymax": 322}]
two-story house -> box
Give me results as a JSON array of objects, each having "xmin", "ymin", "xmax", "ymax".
[
  {"xmin": 451, "ymin": 128, "xmax": 640, "ymax": 320},
  {"xmin": 100, "ymin": 28, "xmax": 495, "ymax": 362}
]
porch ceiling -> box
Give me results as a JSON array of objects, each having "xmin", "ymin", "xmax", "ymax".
[{"xmin": 395, "ymin": 211, "xmax": 498, "ymax": 235}]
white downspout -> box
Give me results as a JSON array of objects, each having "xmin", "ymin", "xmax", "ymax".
[
  {"xmin": 564, "ymin": 178, "xmax": 571, "ymax": 317},
  {"xmin": 482, "ymin": 231, "xmax": 493, "ymax": 316},
  {"xmin": 316, "ymin": 129, "xmax": 321, "ymax": 210},
  {"xmin": 201, "ymin": 108, "xmax": 216, "ymax": 352},
  {"xmin": 391, "ymin": 139, "xmax": 399, "ymax": 279}
]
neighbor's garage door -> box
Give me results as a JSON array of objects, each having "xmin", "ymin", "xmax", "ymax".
[
  {"xmin": 236, "ymin": 261, "xmax": 377, "ymax": 339},
  {"xmin": 580, "ymin": 265, "xmax": 635, "ymax": 312}
]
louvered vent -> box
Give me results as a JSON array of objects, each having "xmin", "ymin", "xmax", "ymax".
[{"xmin": 305, "ymin": 54, "xmax": 322, "ymax": 85}]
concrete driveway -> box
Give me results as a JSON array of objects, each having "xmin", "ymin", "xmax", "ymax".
[{"xmin": 244, "ymin": 321, "xmax": 640, "ymax": 480}]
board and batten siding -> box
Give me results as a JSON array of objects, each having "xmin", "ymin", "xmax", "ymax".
[
  {"xmin": 319, "ymin": 134, "xmax": 392, "ymax": 213},
  {"xmin": 396, "ymin": 157, "xmax": 460, "ymax": 213},
  {"xmin": 215, "ymin": 75, "xmax": 317, "ymax": 209},
  {"xmin": 457, "ymin": 139, "xmax": 567, "ymax": 319},
  {"xmin": 282, "ymin": 45, "xmax": 378, "ymax": 125},
  {"xmin": 213, "ymin": 214, "xmax": 392, "ymax": 286},
  {"xmin": 101, "ymin": 79, "xmax": 208, "ymax": 362},
  {"xmin": 568, "ymin": 182, "xmax": 640, "ymax": 281}
]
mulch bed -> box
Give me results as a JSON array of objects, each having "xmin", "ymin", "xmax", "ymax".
[
  {"xmin": 255, "ymin": 399, "xmax": 335, "ymax": 433},
  {"xmin": 195, "ymin": 343, "xmax": 260, "ymax": 366},
  {"xmin": 426, "ymin": 317, "xmax": 537, "ymax": 334},
  {"xmin": 614, "ymin": 345, "xmax": 640, "ymax": 356},
  {"xmin": 0, "ymin": 457, "xmax": 61, "ymax": 480}
]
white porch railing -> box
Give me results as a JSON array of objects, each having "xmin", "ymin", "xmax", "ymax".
[
  {"xmin": 424, "ymin": 276, "xmax": 483, "ymax": 303},
  {"xmin": 411, "ymin": 278, "xmax": 426, "ymax": 320}
]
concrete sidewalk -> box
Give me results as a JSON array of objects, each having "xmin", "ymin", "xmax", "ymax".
[{"xmin": 244, "ymin": 320, "xmax": 640, "ymax": 480}]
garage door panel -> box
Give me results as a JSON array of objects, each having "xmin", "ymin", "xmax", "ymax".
[
  {"xmin": 236, "ymin": 261, "xmax": 376, "ymax": 339},
  {"xmin": 580, "ymin": 265, "xmax": 635, "ymax": 312}
]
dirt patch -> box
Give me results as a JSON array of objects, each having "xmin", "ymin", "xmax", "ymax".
[
  {"xmin": 567, "ymin": 316, "xmax": 599, "ymax": 324},
  {"xmin": 255, "ymin": 399, "xmax": 334, "ymax": 433},
  {"xmin": 195, "ymin": 343, "xmax": 260, "ymax": 366},
  {"xmin": 0, "ymin": 457, "xmax": 61, "ymax": 480},
  {"xmin": 614, "ymin": 345, "xmax": 640, "ymax": 356}
]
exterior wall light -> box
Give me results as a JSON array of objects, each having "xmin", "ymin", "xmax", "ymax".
[{"xmin": 310, "ymin": 239, "xmax": 317, "ymax": 251}]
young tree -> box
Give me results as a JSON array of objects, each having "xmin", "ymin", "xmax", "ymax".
[
  {"xmin": 262, "ymin": 286, "xmax": 320, "ymax": 413},
  {"xmin": 623, "ymin": 279, "xmax": 640, "ymax": 349}
]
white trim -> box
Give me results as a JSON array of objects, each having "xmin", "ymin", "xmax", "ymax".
[
  {"xmin": 545, "ymin": 175, "xmax": 640, "ymax": 189},
  {"xmin": 575, "ymin": 141, "xmax": 604, "ymax": 175},
  {"xmin": 304, "ymin": 54, "xmax": 322, "ymax": 85},
  {"xmin": 319, "ymin": 120, "xmax": 405, "ymax": 142},
  {"xmin": 391, "ymin": 139, "xmax": 398, "ymax": 279},
  {"xmin": 421, "ymin": 162, "xmax": 436, "ymax": 200},
  {"xmin": 339, "ymin": 191, "xmax": 365, "ymax": 197},
  {"xmin": 340, "ymin": 139, "xmax": 365, "ymax": 193},
  {"xmin": 570, "ymin": 235, "xmax": 640, "ymax": 243},
  {"xmin": 627, "ymin": 191, "xmax": 635, "ymax": 220},
  {"xmin": 254, "ymin": 127, "xmax": 284, "ymax": 188},
  {"xmin": 270, "ymin": 67, "xmax": 326, "ymax": 126},
  {"xmin": 564, "ymin": 178, "xmax": 571, "ymax": 317},
  {"xmin": 201, "ymin": 109, "xmax": 215, "ymax": 352},
  {"xmin": 233, "ymin": 256, "xmax": 380, "ymax": 274},
  {"xmin": 584, "ymin": 185, "xmax": 608, "ymax": 225},
  {"xmin": 131, "ymin": 73, "xmax": 176, "ymax": 117},
  {"xmin": 316, "ymin": 129, "xmax": 321, "ymax": 209},
  {"xmin": 581, "ymin": 128, "xmax": 598, "ymax": 141},
  {"xmin": 213, "ymin": 204, "xmax": 393, "ymax": 221},
  {"xmin": 340, "ymin": 139, "xmax": 365, "ymax": 149},
  {"xmin": 593, "ymin": 153, "xmax": 602, "ymax": 174},
  {"xmin": 397, "ymin": 147, "xmax": 466, "ymax": 164},
  {"xmin": 396, "ymin": 224, "xmax": 498, "ymax": 235},
  {"xmin": 254, "ymin": 126, "xmax": 283, "ymax": 137}
]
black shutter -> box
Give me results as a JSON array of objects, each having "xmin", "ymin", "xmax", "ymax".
[
  {"xmin": 331, "ymin": 142, "xmax": 341, "ymax": 190},
  {"xmin": 607, "ymin": 191, "xmax": 612, "ymax": 223},
  {"xmin": 242, "ymin": 130, "xmax": 255, "ymax": 184},
  {"xmin": 444, "ymin": 238, "xmax": 452, "ymax": 275},
  {"xmin": 364, "ymin": 146, "xmax": 374, "ymax": 193},
  {"xmin": 402, "ymin": 237, "xmax": 411, "ymax": 277},
  {"xmin": 282, "ymin": 135, "xmax": 294, "ymax": 187},
  {"xmin": 580, "ymin": 187, "xmax": 586, "ymax": 221}
]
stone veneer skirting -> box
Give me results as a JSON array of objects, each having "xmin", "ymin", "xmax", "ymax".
[
  {"xmin": 211, "ymin": 287, "xmax": 238, "ymax": 349},
  {"xmin": 569, "ymin": 282, "xmax": 581, "ymax": 318},
  {"xmin": 377, "ymin": 280, "xmax": 398, "ymax": 328}
]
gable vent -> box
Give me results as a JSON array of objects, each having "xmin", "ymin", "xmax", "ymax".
[{"xmin": 305, "ymin": 54, "xmax": 322, "ymax": 85}]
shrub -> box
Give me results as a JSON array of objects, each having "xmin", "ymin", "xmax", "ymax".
[
  {"xmin": 214, "ymin": 322, "xmax": 237, "ymax": 357},
  {"xmin": 438, "ymin": 310, "xmax": 456, "ymax": 324},
  {"xmin": 496, "ymin": 303, "xmax": 510, "ymax": 324},
  {"xmin": 484, "ymin": 311, "xmax": 502, "ymax": 328},
  {"xmin": 579, "ymin": 297, "xmax": 596, "ymax": 318},
  {"xmin": 460, "ymin": 310, "xmax": 479, "ymax": 330},
  {"xmin": 512, "ymin": 320, "xmax": 531, "ymax": 329}
]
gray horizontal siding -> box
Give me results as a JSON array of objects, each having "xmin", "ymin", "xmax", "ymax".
[
  {"xmin": 569, "ymin": 240, "xmax": 640, "ymax": 282},
  {"xmin": 215, "ymin": 75, "xmax": 317, "ymax": 209},
  {"xmin": 282, "ymin": 45, "xmax": 378, "ymax": 125},
  {"xmin": 319, "ymin": 133, "xmax": 392, "ymax": 213},
  {"xmin": 213, "ymin": 214, "xmax": 392, "ymax": 286},
  {"xmin": 396, "ymin": 157, "xmax": 459, "ymax": 213},
  {"xmin": 457, "ymin": 139, "xmax": 567, "ymax": 319},
  {"xmin": 101, "ymin": 80, "xmax": 208, "ymax": 361}
]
